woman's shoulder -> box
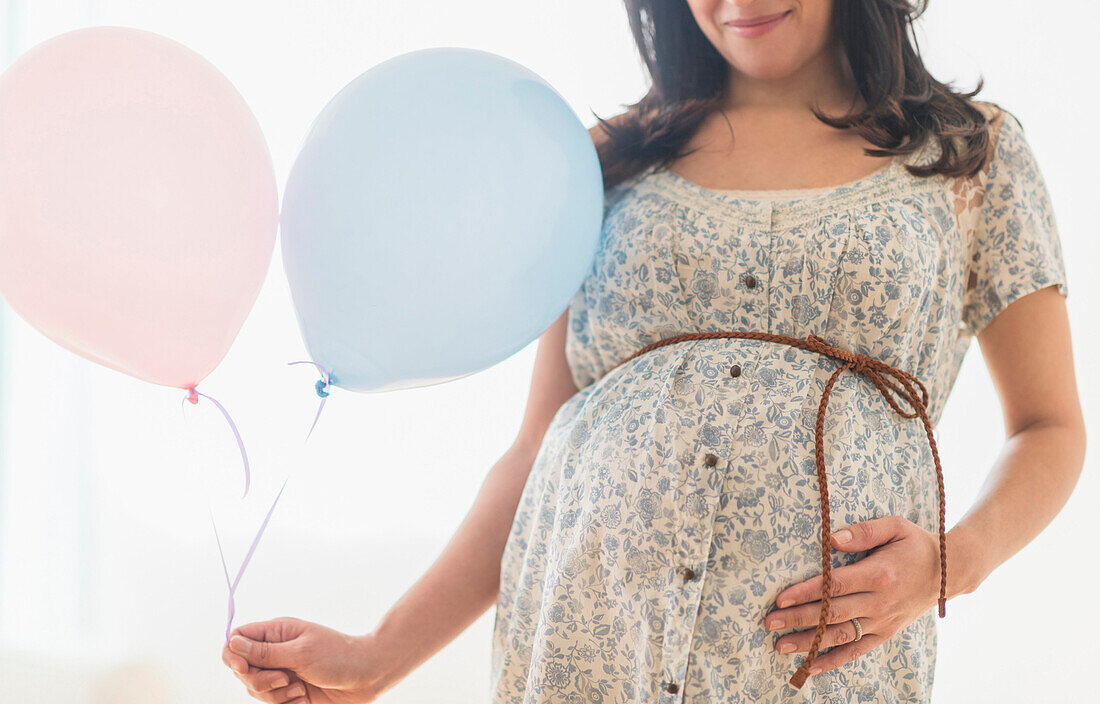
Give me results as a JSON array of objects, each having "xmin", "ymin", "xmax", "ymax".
[
  {"xmin": 967, "ymin": 98, "xmax": 1006, "ymax": 123},
  {"xmin": 956, "ymin": 98, "xmax": 1027, "ymax": 171},
  {"xmin": 921, "ymin": 98, "xmax": 1030, "ymax": 217},
  {"xmin": 588, "ymin": 113, "xmax": 648, "ymax": 212}
]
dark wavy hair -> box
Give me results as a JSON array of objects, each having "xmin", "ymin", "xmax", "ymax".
[{"xmin": 591, "ymin": 0, "xmax": 1006, "ymax": 192}]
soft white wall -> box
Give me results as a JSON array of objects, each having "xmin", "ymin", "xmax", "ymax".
[
  {"xmin": 0, "ymin": 1, "xmax": 1094, "ymax": 702},
  {"xmin": 0, "ymin": 0, "xmax": 101, "ymax": 661}
]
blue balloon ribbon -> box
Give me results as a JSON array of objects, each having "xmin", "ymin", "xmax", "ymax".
[
  {"xmin": 211, "ymin": 477, "xmax": 288, "ymax": 644},
  {"xmin": 288, "ymin": 361, "xmax": 332, "ymax": 440}
]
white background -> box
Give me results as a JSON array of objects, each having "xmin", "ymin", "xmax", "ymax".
[{"xmin": 0, "ymin": 1, "xmax": 1095, "ymax": 702}]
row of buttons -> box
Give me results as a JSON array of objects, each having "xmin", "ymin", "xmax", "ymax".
[
  {"xmin": 664, "ymin": 356, "xmax": 746, "ymax": 697},
  {"xmin": 664, "ymin": 449, "xmax": 728, "ymax": 696}
]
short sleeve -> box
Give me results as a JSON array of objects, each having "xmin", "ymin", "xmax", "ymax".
[{"xmin": 960, "ymin": 109, "xmax": 1069, "ymax": 336}]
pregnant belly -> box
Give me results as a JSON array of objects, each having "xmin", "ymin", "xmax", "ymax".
[
  {"xmin": 497, "ymin": 351, "xmax": 944, "ymax": 701},
  {"xmin": 515, "ymin": 346, "xmax": 940, "ymax": 599}
]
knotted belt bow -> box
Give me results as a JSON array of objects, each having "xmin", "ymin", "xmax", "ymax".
[{"xmin": 604, "ymin": 331, "xmax": 947, "ymax": 690}]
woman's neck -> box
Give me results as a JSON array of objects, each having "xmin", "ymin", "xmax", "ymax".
[{"xmin": 721, "ymin": 39, "xmax": 860, "ymax": 115}]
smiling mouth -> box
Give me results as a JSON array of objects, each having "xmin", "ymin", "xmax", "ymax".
[{"xmin": 726, "ymin": 10, "xmax": 792, "ymax": 28}]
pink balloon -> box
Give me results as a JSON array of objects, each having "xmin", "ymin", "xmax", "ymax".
[{"xmin": 0, "ymin": 26, "xmax": 277, "ymax": 389}]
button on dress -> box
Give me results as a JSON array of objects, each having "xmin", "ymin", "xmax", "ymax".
[{"xmin": 490, "ymin": 102, "xmax": 1068, "ymax": 703}]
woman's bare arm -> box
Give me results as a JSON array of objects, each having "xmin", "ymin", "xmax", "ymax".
[
  {"xmin": 359, "ymin": 305, "xmax": 580, "ymax": 696},
  {"xmin": 946, "ymin": 285, "xmax": 1087, "ymax": 597}
]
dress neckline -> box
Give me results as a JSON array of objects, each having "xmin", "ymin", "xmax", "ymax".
[
  {"xmin": 630, "ymin": 148, "xmax": 942, "ymax": 230},
  {"xmin": 656, "ymin": 153, "xmax": 904, "ymax": 201}
]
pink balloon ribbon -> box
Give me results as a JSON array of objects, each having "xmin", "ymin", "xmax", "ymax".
[
  {"xmin": 211, "ymin": 477, "xmax": 288, "ymax": 644},
  {"xmin": 185, "ymin": 387, "xmax": 251, "ymax": 498},
  {"xmin": 288, "ymin": 361, "xmax": 331, "ymax": 440}
]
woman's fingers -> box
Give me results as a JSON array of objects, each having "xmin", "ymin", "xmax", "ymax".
[
  {"xmin": 221, "ymin": 622, "xmax": 315, "ymax": 702},
  {"xmin": 269, "ymin": 680, "xmax": 309, "ymax": 703},
  {"xmin": 233, "ymin": 617, "xmax": 306, "ymax": 645},
  {"xmin": 766, "ymin": 590, "xmax": 879, "ymax": 632},
  {"xmin": 766, "ymin": 592, "xmax": 883, "ymax": 652},
  {"xmin": 249, "ymin": 680, "xmax": 309, "ymax": 704},
  {"xmin": 230, "ymin": 633, "xmax": 300, "ymax": 670},
  {"xmin": 241, "ymin": 667, "xmax": 292, "ymax": 693},
  {"xmin": 241, "ymin": 674, "xmax": 302, "ymax": 704},
  {"xmin": 773, "ymin": 614, "xmax": 879, "ymax": 653},
  {"xmin": 222, "ymin": 643, "xmax": 249, "ymax": 675},
  {"xmin": 773, "ymin": 558, "xmax": 884, "ymax": 608},
  {"xmin": 799, "ymin": 631, "xmax": 889, "ymax": 676},
  {"xmin": 220, "ymin": 646, "xmax": 296, "ymax": 695},
  {"xmin": 222, "ymin": 643, "xmax": 290, "ymax": 691}
]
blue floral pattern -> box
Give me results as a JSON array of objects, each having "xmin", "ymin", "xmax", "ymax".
[{"xmin": 490, "ymin": 101, "xmax": 1068, "ymax": 703}]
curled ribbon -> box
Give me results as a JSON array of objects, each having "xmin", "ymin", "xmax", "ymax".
[
  {"xmin": 288, "ymin": 361, "xmax": 332, "ymax": 440},
  {"xmin": 184, "ymin": 387, "xmax": 250, "ymax": 499},
  {"xmin": 210, "ymin": 477, "xmax": 288, "ymax": 644},
  {"xmin": 194, "ymin": 363, "xmax": 328, "ymax": 644}
]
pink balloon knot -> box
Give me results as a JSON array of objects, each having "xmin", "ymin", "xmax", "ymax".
[{"xmin": 186, "ymin": 388, "xmax": 200, "ymax": 405}]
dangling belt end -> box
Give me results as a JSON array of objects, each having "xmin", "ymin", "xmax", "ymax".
[{"xmin": 789, "ymin": 664, "xmax": 812, "ymax": 689}]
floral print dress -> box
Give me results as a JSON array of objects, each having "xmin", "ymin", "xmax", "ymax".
[{"xmin": 489, "ymin": 101, "xmax": 1068, "ymax": 703}]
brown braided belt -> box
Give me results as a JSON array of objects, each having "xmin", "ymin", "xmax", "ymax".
[{"xmin": 603, "ymin": 331, "xmax": 947, "ymax": 690}]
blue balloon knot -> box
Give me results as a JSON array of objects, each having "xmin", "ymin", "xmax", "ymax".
[{"xmin": 315, "ymin": 379, "xmax": 330, "ymax": 398}]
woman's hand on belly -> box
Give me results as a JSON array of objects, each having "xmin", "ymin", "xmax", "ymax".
[{"xmin": 760, "ymin": 515, "xmax": 943, "ymax": 677}]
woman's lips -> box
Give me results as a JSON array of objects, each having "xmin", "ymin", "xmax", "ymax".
[{"xmin": 725, "ymin": 10, "xmax": 792, "ymax": 38}]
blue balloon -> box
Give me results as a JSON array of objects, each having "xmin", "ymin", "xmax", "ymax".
[{"xmin": 281, "ymin": 47, "xmax": 603, "ymax": 393}]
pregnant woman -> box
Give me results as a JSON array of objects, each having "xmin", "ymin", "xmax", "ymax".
[{"xmin": 222, "ymin": 1, "xmax": 1086, "ymax": 702}]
